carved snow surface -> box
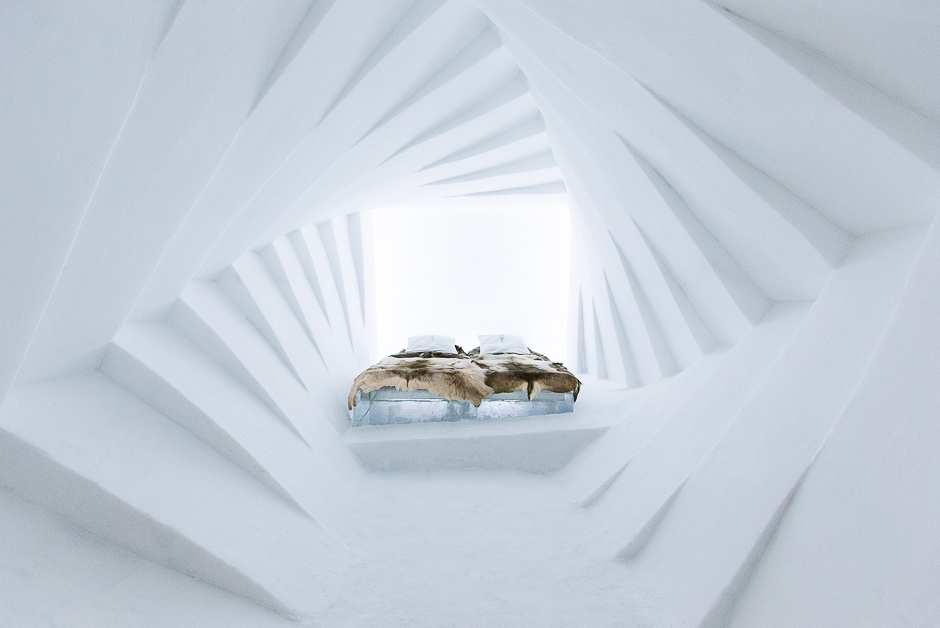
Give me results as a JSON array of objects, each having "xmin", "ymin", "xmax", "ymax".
[{"xmin": 2, "ymin": 0, "xmax": 939, "ymax": 626}]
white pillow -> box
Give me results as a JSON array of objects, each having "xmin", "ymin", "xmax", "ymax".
[
  {"xmin": 405, "ymin": 335, "xmax": 458, "ymax": 354},
  {"xmin": 478, "ymin": 334, "xmax": 530, "ymax": 355}
]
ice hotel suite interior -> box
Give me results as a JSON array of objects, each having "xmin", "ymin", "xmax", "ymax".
[{"xmin": 2, "ymin": 1, "xmax": 940, "ymax": 627}]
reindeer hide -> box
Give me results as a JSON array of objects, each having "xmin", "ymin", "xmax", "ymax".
[
  {"xmin": 348, "ymin": 356, "xmax": 490, "ymax": 409},
  {"xmin": 348, "ymin": 349, "xmax": 581, "ymax": 408},
  {"xmin": 474, "ymin": 352, "xmax": 581, "ymax": 401}
]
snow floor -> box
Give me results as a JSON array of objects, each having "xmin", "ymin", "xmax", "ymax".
[{"xmin": 325, "ymin": 468, "xmax": 647, "ymax": 628}]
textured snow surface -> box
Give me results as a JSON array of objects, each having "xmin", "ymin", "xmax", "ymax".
[
  {"xmin": 324, "ymin": 471, "xmax": 645, "ymax": 628},
  {"xmin": 0, "ymin": 489, "xmax": 294, "ymax": 628},
  {"xmin": 2, "ymin": 0, "xmax": 940, "ymax": 625}
]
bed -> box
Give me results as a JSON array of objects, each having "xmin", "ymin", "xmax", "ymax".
[{"xmin": 347, "ymin": 335, "xmax": 581, "ymax": 427}]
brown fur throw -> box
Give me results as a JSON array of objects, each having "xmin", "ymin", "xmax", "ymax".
[
  {"xmin": 474, "ymin": 351, "xmax": 581, "ymax": 401},
  {"xmin": 348, "ymin": 356, "xmax": 490, "ymax": 409},
  {"xmin": 348, "ymin": 348, "xmax": 581, "ymax": 408}
]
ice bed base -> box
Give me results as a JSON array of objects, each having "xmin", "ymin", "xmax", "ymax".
[{"xmin": 350, "ymin": 388, "xmax": 574, "ymax": 427}]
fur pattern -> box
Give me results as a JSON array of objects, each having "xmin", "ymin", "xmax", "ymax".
[
  {"xmin": 348, "ymin": 356, "xmax": 490, "ymax": 409},
  {"xmin": 348, "ymin": 349, "xmax": 581, "ymax": 408},
  {"xmin": 475, "ymin": 352, "xmax": 581, "ymax": 401}
]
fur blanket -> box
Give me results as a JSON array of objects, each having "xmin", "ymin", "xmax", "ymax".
[
  {"xmin": 348, "ymin": 348, "xmax": 580, "ymax": 409},
  {"xmin": 347, "ymin": 356, "xmax": 489, "ymax": 409},
  {"xmin": 474, "ymin": 352, "xmax": 581, "ymax": 401}
]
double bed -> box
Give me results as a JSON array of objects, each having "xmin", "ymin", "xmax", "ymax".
[{"xmin": 348, "ymin": 336, "xmax": 581, "ymax": 427}]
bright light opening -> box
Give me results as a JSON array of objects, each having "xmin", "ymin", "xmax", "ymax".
[{"xmin": 373, "ymin": 203, "xmax": 571, "ymax": 362}]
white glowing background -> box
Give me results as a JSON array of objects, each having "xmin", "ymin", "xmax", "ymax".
[{"xmin": 372, "ymin": 204, "xmax": 571, "ymax": 361}]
